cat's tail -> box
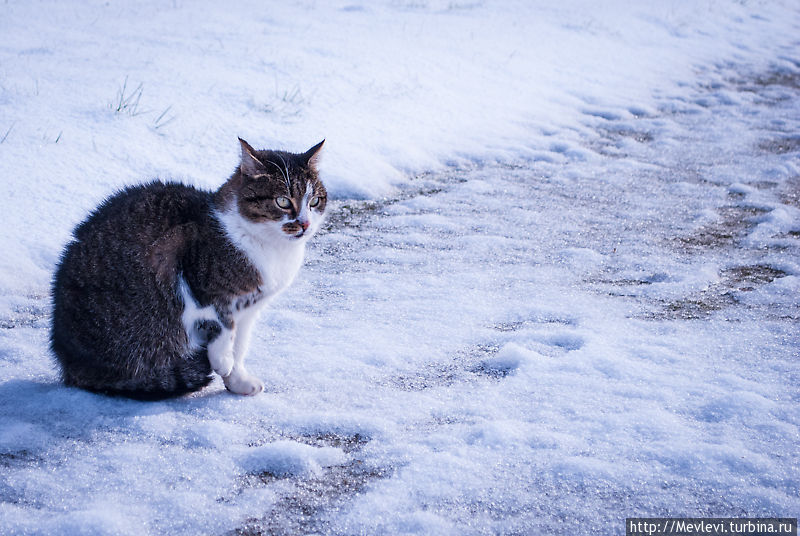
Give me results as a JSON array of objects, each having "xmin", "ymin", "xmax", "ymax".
[
  {"xmin": 57, "ymin": 347, "xmax": 214, "ymax": 401},
  {"xmin": 101, "ymin": 354, "xmax": 214, "ymax": 401}
]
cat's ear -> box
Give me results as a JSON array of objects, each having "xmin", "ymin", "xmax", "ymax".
[
  {"xmin": 300, "ymin": 139, "xmax": 325, "ymax": 168},
  {"xmin": 238, "ymin": 137, "xmax": 263, "ymax": 177}
]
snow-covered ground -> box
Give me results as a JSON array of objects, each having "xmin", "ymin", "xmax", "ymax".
[{"xmin": 1, "ymin": 1, "xmax": 799, "ymax": 535}]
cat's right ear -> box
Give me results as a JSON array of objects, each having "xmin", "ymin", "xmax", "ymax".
[
  {"xmin": 238, "ymin": 137, "xmax": 263, "ymax": 177},
  {"xmin": 301, "ymin": 139, "xmax": 325, "ymax": 169}
]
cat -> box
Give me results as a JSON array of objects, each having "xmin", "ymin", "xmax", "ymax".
[{"xmin": 50, "ymin": 138, "xmax": 326, "ymax": 400}]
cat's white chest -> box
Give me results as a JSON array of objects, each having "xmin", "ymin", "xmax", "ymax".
[
  {"xmin": 245, "ymin": 240, "xmax": 305, "ymax": 299},
  {"xmin": 215, "ymin": 208, "xmax": 306, "ymax": 300}
]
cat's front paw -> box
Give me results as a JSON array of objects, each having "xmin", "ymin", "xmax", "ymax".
[{"xmin": 223, "ymin": 372, "xmax": 264, "ymax": 396}]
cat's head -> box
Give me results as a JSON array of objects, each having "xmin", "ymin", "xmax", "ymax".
[{"xmin": 219, "ymin": 138, "xmax": 327, "ymax": 242}]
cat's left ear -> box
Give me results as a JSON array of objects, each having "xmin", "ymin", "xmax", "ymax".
[
  {"xmin": 300, "ymin": 139, "xmax": 325, "ymax": 169},
  {"xmin": 238, "ymin": 137, "xmax": 264, "ymax": 177}
]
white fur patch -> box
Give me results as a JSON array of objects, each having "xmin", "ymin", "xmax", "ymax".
[
  {"xmin": 214, "ymin": 206, "xmax": 307, "ymax": 299},
  {"xmin": 296, "ymin": 181, "xmax": 314, "ymax": 229},
  {"xmin": 178, "ymin": 276, "xmax": 218, "ymax": 350}
]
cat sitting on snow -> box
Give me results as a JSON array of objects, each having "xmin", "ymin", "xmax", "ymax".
[{"xmin": 51, "ymin": 138, "xmax": 326, "ymax": 400}]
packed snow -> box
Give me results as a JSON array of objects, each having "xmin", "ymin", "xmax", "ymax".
[{"xmin": 1, "ymin": 1, "xmax": 799, "ymax": 535}]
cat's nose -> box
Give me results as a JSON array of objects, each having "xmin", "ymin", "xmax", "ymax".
[{"xmin": 299, "ymin": 219, "xmax": 310, "ymax": 231}]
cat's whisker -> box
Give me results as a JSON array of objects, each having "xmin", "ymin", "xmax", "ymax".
[
  {"xmin": 276, "ymin": 153, "xmax": 292, "ymax": 194},
  {"xmin": 264, "ymin": 159, "xmax": 287, "ymax": 185},
  {"xmin": 265, "ymin": 158, "xmax": 292, "ymax": 194}
]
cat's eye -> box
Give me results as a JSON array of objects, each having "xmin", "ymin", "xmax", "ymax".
[
  {"xmin": 275, "ymin": 196, "xmax": 292, "ymax": 210},
  {"xmin": 309, "ymin": 196, "xmax": 322, "ymax": 208}
]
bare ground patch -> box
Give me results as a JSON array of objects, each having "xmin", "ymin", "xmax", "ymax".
[
  {"xmin": 647, "ymin": 264, "xmax": 789, "ymax": 320},
  {"xmin": 224, "ymin": 431, "xmax": 388, "ymax": 536},
  {"xmin": 758, "ymin": 136, "xmax": 800, "ymax": 155},
  {"xmin": 230, "ymin": 460, "xmax": 390, "ymax": 536},
  {"xmin": 674, "ymin": 205, "xmax": 769, "ymax": 251}
]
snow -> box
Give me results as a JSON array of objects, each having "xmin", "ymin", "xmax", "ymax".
[
  {"xmin": 2, "ymin": 0, "xmax": 800, "ymax": 534},
  {"xmin": 238, "ymin": 441, "xmax": 347, "ymax": 478}
]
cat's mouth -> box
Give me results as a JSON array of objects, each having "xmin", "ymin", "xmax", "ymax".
[
  {"xmin": 282, "ymin": 221, "xmax": 310, "ymax": 239},
  {"xmin": 283, "ymin": 227, "xmax": 307, "ymax": 240}
]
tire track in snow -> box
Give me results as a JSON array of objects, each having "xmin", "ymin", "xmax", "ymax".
[{"xmin": 232, "ymin": 62, "xmax": 800, "ymax": 534}]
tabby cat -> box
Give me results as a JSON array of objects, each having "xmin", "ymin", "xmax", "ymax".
[{"xmin": 50, "ymin": 138, "xmax": 326, "ymax": 400}]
